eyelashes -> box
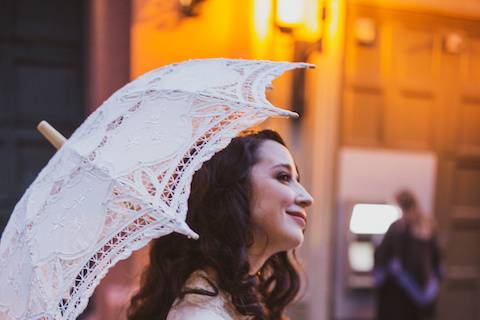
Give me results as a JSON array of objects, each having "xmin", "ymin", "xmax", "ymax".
[
  {"xmin": 276, "ymin": 172, "xmax": 292, "ymax": 183},
  {"xmin": 275, "ymin": 170, "xmax": 300, "ymax": 184}
]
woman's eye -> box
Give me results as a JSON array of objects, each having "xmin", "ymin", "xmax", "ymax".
[{"xmin": 277, "ymin": 173, "xmax": 291, "ymax": 183}]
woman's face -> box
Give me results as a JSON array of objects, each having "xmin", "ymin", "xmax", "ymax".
[{"xmin": 249, "ymin": 140, "xmax": 313, "ymax": 255}]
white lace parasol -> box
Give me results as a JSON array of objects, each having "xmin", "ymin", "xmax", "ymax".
[{"xmin": 0, "ymin": 58, "xmax": 312, "ymax": 320}]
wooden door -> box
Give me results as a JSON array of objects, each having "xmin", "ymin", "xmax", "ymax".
[{"xmin": 341, "ymin": 4, "xmax": 480, "ymax": 319}]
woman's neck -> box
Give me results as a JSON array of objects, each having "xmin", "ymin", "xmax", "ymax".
[
  {"xmin": 247, "ymin": 241, "xmax": 274, "ymax": 275},
  {"xmin": 248, "ymin": 254, "xmax": 268, "ymax": 275}
]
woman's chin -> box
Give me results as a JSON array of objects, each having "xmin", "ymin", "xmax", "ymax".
[{"xmin": 281, "ymin": 228, "xmax": 304, "ymax": 250}]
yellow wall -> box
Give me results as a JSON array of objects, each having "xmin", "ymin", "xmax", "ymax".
[
  {"xmin": 131, "ymin": 0, "xmax": 254, "ymax": 77},
  {"xmin": 130, "ymin": 0, "xmax": 324, "ymax": 77}
]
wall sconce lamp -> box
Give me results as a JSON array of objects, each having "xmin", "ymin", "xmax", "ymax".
[
  {"xmin": 272, "ymin": 0, "xmax": 326, "ymax": 119},
  {"xmin": 179, "ymin": 0, "xmax": 206, "ymax": 17},
  {"xmin": 274, "ymin": 0, "xmax": 326, "ymax": 57},
  {"xmin": 274, "ymin": 0, "xmax": 306, "ymax": 33}
]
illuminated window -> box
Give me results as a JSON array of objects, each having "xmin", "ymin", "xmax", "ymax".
[
  {"xmin": 348, "ymin": 241, "xmax": 374, "ymax": 272},
  {"xmin": 349, "ymin": 203, "xmax": 401, "ymax": 235}
]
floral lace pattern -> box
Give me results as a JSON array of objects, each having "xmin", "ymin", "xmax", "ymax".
[{"xmin": 0, "ymin": 58, "xmax": 311, "ymax": 320}]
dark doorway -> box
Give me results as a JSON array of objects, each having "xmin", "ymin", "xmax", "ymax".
[{"xmin": 0, "ymin": 0, "xmax": 85, "ymax": 234}]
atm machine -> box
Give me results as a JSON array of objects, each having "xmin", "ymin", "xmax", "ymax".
[{"xmin": 346, "ymin": 203, "xmax": 401, "ymax": 289}]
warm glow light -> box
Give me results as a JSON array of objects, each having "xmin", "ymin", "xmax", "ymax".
[
  {"xmin": 301, "ymin": 0, "xmax": 321, "ymax": 41},
  {"xmin": 254, "ymin": 0, "xmax": 272, "ymax": 40},
  {"xmin": 328, "ymin": 0, "xmax": 341, "ymax": 39},
  {"xmin": 252, "ymin": 0, "xmax": 273, "ymax": 58},
  {"xmin": 349, "ymin": 204, "xmax": 402, "ymax": 234},
  {"xmin": 274, "ymin": 0, "xmax": 323, "ymax": 43},
  {"xmin": 276, "ymin": 0, "xmax": 305, "ymax": 27},
  {"xmin": 348, "ymin": 241, "xmax": 374, "ymax": 272}
]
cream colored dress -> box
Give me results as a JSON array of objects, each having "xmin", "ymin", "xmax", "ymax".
[{"xmin": 166, "ymin": 270, "xmax": 250, "ymax": 320}]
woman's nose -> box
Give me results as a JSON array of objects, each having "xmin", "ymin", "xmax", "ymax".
[{"xmin": 296, "ymin": 185, "xmax": 314, "ymax": 208}]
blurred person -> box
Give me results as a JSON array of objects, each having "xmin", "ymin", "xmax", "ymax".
[
  {"xmin": 374, "ymin": 190, "xmax": 443, "ymax": 320},
  {"xmin": 127, "ymin": 129, "xmax": 313, "ymax": 320}
]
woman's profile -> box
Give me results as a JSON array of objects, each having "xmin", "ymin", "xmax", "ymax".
[{"xmin": 127, "ymin": 129, "xmax": 314, "ymax": 320}]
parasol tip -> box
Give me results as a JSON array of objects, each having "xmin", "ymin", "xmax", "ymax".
[
  {"xmin": 175, "ymin": 220, "xmax": 200, "ymax": 240},
  {"xmin": 37, "ymin": 120, "xmax": 67, "ymax": 150},
  {"xmin": 279, "ymin": 108, "xmax": 299, "ymax": 119},
  {"xmin": 289, "ymin": 111, "xmax": 300, "ymax": 119}
]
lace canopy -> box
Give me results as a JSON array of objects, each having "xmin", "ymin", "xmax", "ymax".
[{"xmin": 0, "ymin": 58, "xmax": 312, "ymax": 320}]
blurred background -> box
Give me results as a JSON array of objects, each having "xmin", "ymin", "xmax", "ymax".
[{"xmin": 0, "ymin": 0, "xmax": 479, "ymax": 319}]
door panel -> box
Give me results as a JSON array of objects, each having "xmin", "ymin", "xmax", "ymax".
[
  {"xmin": 342, "ymin": 87, "xmax": 384, "ymax": 146},
  {"xmin": 437, "ymin": 159, "xmax": 480, "ymax": 320},
  {"xmin": 393, "ymin": 27, "xmax": 437, "ymax": 90},
  {"xmin": 457, "ymin": 99, "xmax": 480, "ymax": 155},
  {"xmin": 386, "ymin": 90, "xmax": 435, "ymax": 149}
]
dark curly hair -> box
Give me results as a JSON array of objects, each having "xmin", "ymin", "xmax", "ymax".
[{"xmin": 127, "ymin": 130, "xmax": 302, "ymax": 320}]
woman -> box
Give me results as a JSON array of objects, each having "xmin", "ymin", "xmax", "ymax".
[
  {"xmin": 128, "ymin": 129, "xmax": 314, "ymax": 320},
  {"xmin": 374, "ymin": 190, "xmax": 443, "ymax": 320}
]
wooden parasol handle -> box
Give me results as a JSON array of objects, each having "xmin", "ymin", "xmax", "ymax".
[{"xmin": 37, "ymin": 121, "xmax": 67, "ymax": 150}]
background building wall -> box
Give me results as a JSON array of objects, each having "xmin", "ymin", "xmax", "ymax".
[{"xmin": 82, "ymin": 0, "xmax": 132, "ymax": 319}]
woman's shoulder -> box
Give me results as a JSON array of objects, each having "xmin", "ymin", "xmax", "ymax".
[
  {"xmin": 386, "ymin": 219, "xmax": 406, "ymax": 235},
  {"xmin": 166, "ymin": 303, "xmax": 228, "ymax": 320},
  {"xmin": 166, "ymin": 270, "xmax": 245, "ymax": 320}
]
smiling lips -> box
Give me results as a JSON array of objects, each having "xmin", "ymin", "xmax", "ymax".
[{"xmin": 286, "ymin": 211, "xmax": 307, "ymax": 227}]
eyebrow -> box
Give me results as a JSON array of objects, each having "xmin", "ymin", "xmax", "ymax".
[{"xmin": 272, "ymin": 163, "xmax": 301, "ymax": 182}]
